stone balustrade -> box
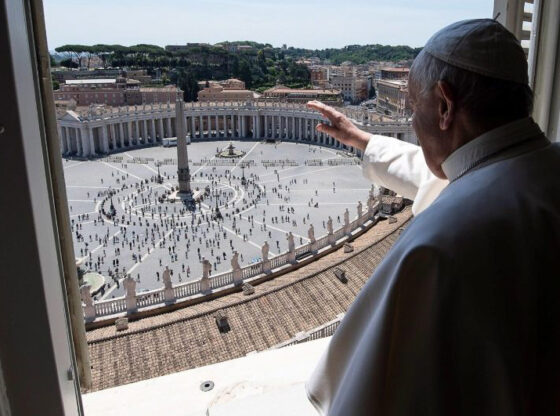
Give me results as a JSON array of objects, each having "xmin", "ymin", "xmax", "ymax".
[
  {"xmin": 58, "ymin": 101, "xmax": 415, "ymax": 158},
  {"xmin": 81, "ymin": 199, "xmax": 381, "ymax": 323},
  {"xmin": 271, "ymin": 313, "xmax": 346, "ymax": 349}
]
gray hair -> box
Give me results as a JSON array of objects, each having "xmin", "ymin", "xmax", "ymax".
[{"xmin": 409, "ymin": 49, "xmax": 533, "ymax": 123}]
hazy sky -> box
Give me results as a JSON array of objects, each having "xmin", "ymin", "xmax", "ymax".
[{"xmin": 44, "ymin": 0, "xmax": 493, "ymax": 50}]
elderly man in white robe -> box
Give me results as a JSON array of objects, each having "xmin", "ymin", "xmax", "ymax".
[{"xmin": 305, "ymin": 19, "xmax": 560, "ymax": 415}]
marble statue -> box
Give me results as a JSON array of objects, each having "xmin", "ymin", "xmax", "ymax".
[{"xmin": 261, "ymin": 241, "xmax": 270, "ymax": 261}]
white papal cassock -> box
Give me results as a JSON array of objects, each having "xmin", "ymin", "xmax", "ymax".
[{"xmin": 306, "ymin": 117, "xmax": 560, "ymax": 415}]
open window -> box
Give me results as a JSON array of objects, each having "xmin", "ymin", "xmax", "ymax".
[{"xmin": 1, "ymin": 0, "xmax": 558, "ymax": 414}]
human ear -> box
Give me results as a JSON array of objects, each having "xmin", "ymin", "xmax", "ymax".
[{"xmin": 436, "ymin": 80, "xmax": 455, "ymax": 130}]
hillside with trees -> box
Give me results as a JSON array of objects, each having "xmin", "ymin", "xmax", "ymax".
[{"xmin": 52, "ymin": 42, "xmax": 420, "ymax": 101}]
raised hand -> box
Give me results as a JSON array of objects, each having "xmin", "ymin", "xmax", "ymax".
[{"xmin": 306, "ymin": 100, "xmax": 371, "ymax": 152}]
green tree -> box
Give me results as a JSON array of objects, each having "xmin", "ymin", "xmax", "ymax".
[{"xmin": 238, "ymin": 60, "xmax": 253, "ymax": 88}]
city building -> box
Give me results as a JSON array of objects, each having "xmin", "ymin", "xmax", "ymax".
[
  {"xmin": 127, "ymin": 85, "xmax": 182, "ymax": 105},
  {"xmin": 197, "ymin": 78, "xmax": 246, "ymax": 90},
  {"xmin": 53, "ymin": 78, "xmax": 133, "ymax": 106},
  {"xmin": 197, "ymin": 85, "xmax": 259, "ymax": 102},
  {"xmin": 262, "ymin": 85, "xmax": 343, "ymax": 105},
  {"xmin": 309, "ymin": 66, "xmax": 330, "ymax": 88},
  {"xmin": 379, "ymin": 67, "xmax": 410, "ymax": 80},
  {"xmin": 51, "ymin": 68, "xmax": 122, "ymax": 83},
  {"xmin": 53, "ymin": 78, "xmax": 181, "ymax": 107},
  {"xmin": 123, "ymin": 69, "xmax": 153, "ymax": 85},
  {"xmin": 197, "ymin": 79, "xmax": 258, "ymax": 102},
  {"xmin": 329, "ymin": 75, "xmax": 369, "ymax": 104},
  {"xmin": 376, "ymin": 79, "xmax": 411, "ymax": 117}
]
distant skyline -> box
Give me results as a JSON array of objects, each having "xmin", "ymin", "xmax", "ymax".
[{"xmin": 44, "ymin": 0, "xmax": 493, "ymax": 51}]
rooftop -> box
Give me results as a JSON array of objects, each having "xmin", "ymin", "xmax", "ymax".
[
  {"xmin": 377, "ymin": 79, "xmax": 409, "ymax": 87},
  {"xmin": 66, "ymin": 79, "xmax": 117, "ymax": 85},
  {"xmin": 85, "ymin": 208, "xmax": 411, "ymax": 392},
  {"xmin": 264, "ymin": 85, "xmax": 341, "ymax": 95},
  {"xmin": 380, "ymin": 67, "xmax": 410, "ymax": 72}
]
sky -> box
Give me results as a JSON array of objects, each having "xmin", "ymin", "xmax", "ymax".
[{"xmin": 44, "ymin": 0, "xmax": 493, "ymax": 51}]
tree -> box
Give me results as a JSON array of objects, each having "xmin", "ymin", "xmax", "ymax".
[
  {"xmin": 60, "ymin": 58, "xmax": 78, "ymax": 68},
  {"xmin": 238, "ymin": 60, "xmax": 253, "ymax": 88}
]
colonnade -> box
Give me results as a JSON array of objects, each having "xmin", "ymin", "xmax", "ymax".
[
  {"xmin": 58, "ymin": 115, "xmax": 176, "ymax": 157},
  {"xmin": 58, "ymin": 102, "xmax": 414, "ymax": 158}
]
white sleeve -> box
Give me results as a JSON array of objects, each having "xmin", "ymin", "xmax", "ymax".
[{"xmin": 361, "ymin": 134, "xmax": 448, "ymax": 214}]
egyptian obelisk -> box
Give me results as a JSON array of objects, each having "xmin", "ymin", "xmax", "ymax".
[{"xmin": 175, "ymin": 99, "xmax": 191, "ymax": 194}]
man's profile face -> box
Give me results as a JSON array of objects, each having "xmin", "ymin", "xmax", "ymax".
[{"xmin": 408, "ymin": 76, "xmax": 448, "ymax": 179}]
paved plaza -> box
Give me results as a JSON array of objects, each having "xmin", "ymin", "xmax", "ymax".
[{"xmin": 63, "ymin": 140, "xmax": 373, "ymax": 301}]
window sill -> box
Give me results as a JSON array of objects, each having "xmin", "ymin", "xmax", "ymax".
[{"xmin": 82, "ymin": 337, "xmax": 329, "ymax": 415}]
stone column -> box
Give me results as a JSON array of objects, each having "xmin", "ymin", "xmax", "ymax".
[
  {"xmin": 256, "ymin": 114, "xmax": 261, "ymax": 138},
  {"xmin": 118, "ymin": 123, "xmax": 124, "ymax": 147},
  {"xmin": 190, "ymin": 116, "xmax": 196, "ymax": 140},
  {"xmin": 236, "ymin": 115, "xmax": 240, "ymax": 137},
  {"xmin": 85, "ymin": 126, "xmax": 95, "ymax": 156},
  {"xmin": 151, "ymin": 119, "xmax": 156, "ymax": 142},
  {"xmin": 298, "ymin": 118, "xmax": 302, "ymax": 140},
  {"xmin": 311, "ymin": 120, "xmax": 316, "ymax": 141},
  {"xmin": 127, "ymin": 121, "xmax": 133, "ymax": 144},
  {"xmin": 158, "ymin": 118, "xmax": 163, "ymax": 139},
  {"xmin": 291, "ymin": 116, "xmax": 295, "ymax": 140},
  {"xmin": 207, "ymin": 115, "xmax": 211, "ymax": 137},
  {"xmin": 215, "ymin": 115, "xmax": 219, "ymax": 137},
  {"xmin": 64, "ymin": 127, "xmax": 72, "ymax": 153},
  {"xmin": 57, "ymin": 126, "xmax": 65, "ymax": 154},
  {"xmin": 134, "ymin": 120, "xmax": 139, "ymax": 144},
  {"xmin": 142, "ymin": 119, "xmax": 148, "ymax": 141},
  {"xmin": 75, "ymin": 128, "xmax": 83, "ymax": 156},
  {"xmin": 199, "ymin": 116, "xmax": 203, "ymax": 138},
  {"xmin": 166, "ymin": 118, "xmax": 172, "ymax": 138},
  {"xmin": 100, "ymin": 125, "xmax": 109, "ymax": 153},
  {"xmin": 267, "ymin": 115, "xmax": 271, "ymax": 138},
  {"xmin": 79, "ymin": 127, "xmax": 88, "ymax": 156},
  {"xmin": 222, "ymin": 114, "xmax": 227, "ymax": 137},
  {"xmin": 110, "ymin": 124, "xmax": 117, "ymax": 149}
]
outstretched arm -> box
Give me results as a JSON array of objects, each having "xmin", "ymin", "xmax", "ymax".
[{"xmin": 307, "ymin": 101, "xmax": 447, "ymax": 206}]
